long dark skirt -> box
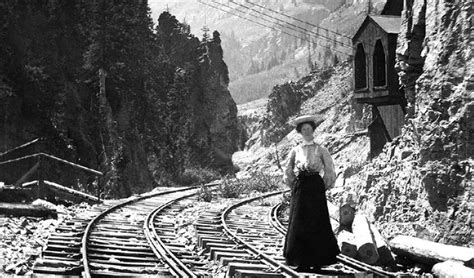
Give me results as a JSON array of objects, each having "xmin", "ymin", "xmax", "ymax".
[{"xmin": 283, "ymin": 172, "xmax": 340, "ymax": 268}]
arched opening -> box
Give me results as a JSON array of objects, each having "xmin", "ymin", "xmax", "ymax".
[
  {"xmin": 354, "ymin": 43, "xmax": 367, "ymax": 90},
  {"xmin": 373, "ymin": 40, "xmax": 386, "ymax": 87}
]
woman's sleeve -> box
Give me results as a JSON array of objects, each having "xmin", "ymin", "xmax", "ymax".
[
  {"xmin": 320, "ymin": 146, "xmax": 336, "ymax": 189},
  {"xmin": 284, "ymin": 148, "xmax": 296, "ymax": 187}
]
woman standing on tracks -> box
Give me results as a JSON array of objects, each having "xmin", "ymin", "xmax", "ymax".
[{"xmin": 283, "ymin": 114, "xmax": 340, "ymax": 272}]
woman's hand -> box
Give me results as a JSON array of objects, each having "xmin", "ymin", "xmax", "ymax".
[{"xmin": 323, "ymin": 175, "xmax": 335, "ymax": 190}]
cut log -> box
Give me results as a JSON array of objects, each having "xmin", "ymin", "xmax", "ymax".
[
  {"xmin": 0, "ymin": 202, "xmax": 57, "ymax": 218},
  {"xmin": 0, "ymin": 187, "xmax": 35, "ymax": 202},
  {"xmin": 352, "ymin": 214, "xmax": 379, "ymax": 264},
  {"xmin": 432, "ymin": 260, "xmax": 474, "ymax": 278},
  {"xmin": 367, "ymin": 221, "xmax": 396, "ymax": 267},
  {"xmin": 339, "ymin": 204, "xmax": 355, "ymax": 229},
  {"xmin": 389, "ymin": 235, "xmax": 474, "ymax": 267},
  {"xmin": 337, "ymin": 230, "xmax": 357, "ymax": 258}
]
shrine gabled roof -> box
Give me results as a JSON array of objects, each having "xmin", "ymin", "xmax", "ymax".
[{"xmin": 352, "ymin": 15, "xmax": 401, "ymax": 42}]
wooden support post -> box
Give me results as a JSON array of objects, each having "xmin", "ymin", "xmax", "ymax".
[{"xmin": 37, "ymin": 156, "xmax": 43, "ymax": 199}]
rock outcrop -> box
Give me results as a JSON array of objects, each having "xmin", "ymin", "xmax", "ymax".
[
  {"xmin": 345, "ymin": 0, "xmax": 472, "ymax": 247},
  {"xmin": 260, "ymin": 68, "xmax": 334, "ymax": 147},
  {"xmin": 199, "ymin": 31, "xmax": 239, "ymax": 172}
]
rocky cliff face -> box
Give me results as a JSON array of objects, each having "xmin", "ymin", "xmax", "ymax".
[
  {"xmin": 344, "ymin": 0, "xmax": 472, "ymax": 247},
  {"xmin": 200, "ymin": 32, "xmax": 239, "ymax": 172}
]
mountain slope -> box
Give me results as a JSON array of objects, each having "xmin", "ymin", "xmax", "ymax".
[
  {"xmin": 149, "ymin": 0, "xmax": 387, "ymax": 104},
  {"xmin": 235, "ymin": 0, "xmax": 473, "ymax": 248}
]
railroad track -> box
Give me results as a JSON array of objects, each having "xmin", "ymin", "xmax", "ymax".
[
  {"xmin": 33, "ymin": 185, "xmax": 397, "ymax": 277},
  {"xmin": 193, "ymin": 190, "xmax": 361, "ymax": 277},
  {"xmin": 270, "ymin": 202, "xmax": 398, "ymax": 277},
  {"xmin": 33, "ymin": 184, "xmax": 217, "ymax": 277}
]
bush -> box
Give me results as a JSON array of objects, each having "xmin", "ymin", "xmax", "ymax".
[
  {"xmin": 218, "ymin": 176, "xmax": 248, "ymax": 198},
  {"xmin": 179, "ymin": 167, "xmax": 221, "ymax": 186},
  {"xmin": 245, "ymin": 171, "xmax": 283, "ymax": 193},
  {"xmin": 197, "ymin": 185, "xmax": 214, "ymax": 202}
]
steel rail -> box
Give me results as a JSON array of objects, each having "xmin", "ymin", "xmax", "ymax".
[
  {"xmin": 221, "ymin": 189, "xmax": 300, "ymax": 277},
  {"xmin": 144, "ymin": 182, "xmax": 220, "ymax": 278},
  {"xmin": 81, "ymin": 185, "xmax": 202, "ymax": 278},
  {"xmin": 270, "ymin": 201, "xmax": 397, "ymax": 277}
]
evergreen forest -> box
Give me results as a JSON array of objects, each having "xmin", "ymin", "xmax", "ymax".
[{"xmin": 0, "ymin": 1, "xmax": 239, "ymax": 198}]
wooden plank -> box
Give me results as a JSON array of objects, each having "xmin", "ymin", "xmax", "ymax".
[
  {"xmin": 0, "ymin": 202, "xmax": 57, "ymax": 218},
  {"xmin": 377, "ymin": 104, "xmax": 404, "ymax": 140}
]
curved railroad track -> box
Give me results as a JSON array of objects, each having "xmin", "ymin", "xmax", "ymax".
[
  {"xmin": 33, "ymin": 185, "xmax": 398, "ymax": 277},
  {"xmin": 33, "ymin": 184, "xmax": 217, "ymax": 277},
  {"xmin": 194, "ymin": 190, "xmax": 365, "ymax": 277},
  {"xmin": 270, "ymin": 202, "xmax": 398, "ymax": 277}
]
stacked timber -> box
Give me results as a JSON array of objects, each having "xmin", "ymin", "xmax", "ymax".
[{"xmin": 335, "ymin": 206, "xmax": 395, "ymax": 267}]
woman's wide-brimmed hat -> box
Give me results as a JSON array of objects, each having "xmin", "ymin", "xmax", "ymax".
[{"xmin": 288, "ymin": 114, "xmax": 322, "ymax": 126}]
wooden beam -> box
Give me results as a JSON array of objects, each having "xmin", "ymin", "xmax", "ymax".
[
  {"xmin": 0, "ymin": 138, "xmax": 40, "ymax": 159},
  {"xmin": 14, "ymin": 161, "xmax": 40, "ymax": 187},
  {"xmin": 0, "ymin": 153, "xmax": 102, "ymax": 176},
  {"xmin": 43, "ymin": 180, "xmax": 100, "ymax": 203}
]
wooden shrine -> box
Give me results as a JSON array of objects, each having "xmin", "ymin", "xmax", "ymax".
[{"xmin": 352, "ymin": 14, "xmax": 405, "ymax": 157}]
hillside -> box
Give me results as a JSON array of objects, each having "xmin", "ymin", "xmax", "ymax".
[
  {"xmin": 234, "ymin": 62, "xmax": 371, "ymax": 178},
  {"xmin": 149, "ymin": 0, "xmax": 388, "ymax": 104},
  {"xmin": 235, "ymin": 0, "xmax": 472, "ymax": 250}
]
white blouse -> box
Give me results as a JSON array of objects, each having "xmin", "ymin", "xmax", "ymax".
[{"xmin": 284, "ymin": 142, "xmax": 336, "ymax": 189}]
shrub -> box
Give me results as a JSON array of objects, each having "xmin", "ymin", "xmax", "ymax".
[
  {"xmin": 218, "ymin": 176, "xmax": 248, "ymax": 198},
  {"xmin": 179, "ymin": 167, "xmax": 221, "ymax": 186},
  {"xmin": 197, "ymin": 185, "xmax": 214, "ymax": 202},
  {"xmin": 245, "ymin": 171, "xmax": 283, "ymax": 193}
]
